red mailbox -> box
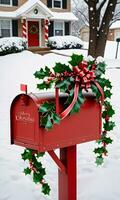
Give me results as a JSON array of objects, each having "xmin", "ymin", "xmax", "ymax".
[
  {"xmin": 10, "ymin": 89, "xmax": 102, "ymax": 200},
  {"xmin": 11, "ymin": 92, "xmax": 101, "ymax": 151}
]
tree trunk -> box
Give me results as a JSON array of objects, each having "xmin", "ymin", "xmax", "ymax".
[
  {"xmin": 87, "ymin": 0, "xmax": 117, "ymax": 58},
  {"xmin": 88, "ymin": 1, "xmax": 97, "ymax": 58},
  {"xmin": 95, "ymin": 38, "xmax": 107, "ymax": 57}
]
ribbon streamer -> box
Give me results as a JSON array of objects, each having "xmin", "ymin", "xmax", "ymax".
[
  {"xmin": 59, "ymin": 81, "xmax": 104, "ymax": 120},
  {"xmin": 60, "ymin": 83, "xmax": 79, "ymax": 120}
]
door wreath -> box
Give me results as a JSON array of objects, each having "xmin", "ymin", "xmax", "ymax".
[{"xmin": 29, "ymin": 24, "xmax": 38, "ymax": 34}]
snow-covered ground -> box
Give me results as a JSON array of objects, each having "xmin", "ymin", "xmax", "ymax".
[
  {"xmin": 52, "ymin": 40, "xmax": 120, "ymax": 60},
  {"xmin": 0, "ymin": 42, "xmax": 120, "ymax": 200}
]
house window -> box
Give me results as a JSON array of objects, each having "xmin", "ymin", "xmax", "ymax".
[
  {"xmin": 0, "ymin": 0, "xmax": 11, "ymax": 5},
  {"xmin": 0, "ymin": 20, "xmax": 11, "ymax": 37},
  {"xmin": 53, "ymin": 0, "xmax": 62, "ymax": 8},
  {"xmin": 115, "ymin": 30, "xmax": 120, "ymax": 40},
  {"xmin": 54, "ymin": 22, "xmax": 64, "ymax": 36}
]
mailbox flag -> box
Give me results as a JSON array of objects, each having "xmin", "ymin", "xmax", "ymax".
[{"xmin": 20, "ymin": 84, "xmax": 27, "ymax": 93}]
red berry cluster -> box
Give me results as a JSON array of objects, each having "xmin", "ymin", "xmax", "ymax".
[{"xmin": 43, "ymin": 62, "xmax": 97, "ymax": 89}]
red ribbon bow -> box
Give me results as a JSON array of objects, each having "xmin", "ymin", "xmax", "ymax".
[
  {"xmin": 73, "ymin": 62, "xmax": 96, "ymax": 90},
  {"xmin": 58, "ymin": 62, "xmax": 104, "ymax": 120}
]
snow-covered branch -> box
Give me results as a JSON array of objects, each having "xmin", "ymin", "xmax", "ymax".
[
  {"xmin": 84, "ymin": 0, "xmax": 88, "ymax": 5},
  {"xmin": 117, "ymin": 0, "xmax": 120, "ymax": 4},
  {"xmin": 74, "ymin": 6, "xmax": 89, "ymax": 23},
  {"xmin": 97, "ymin": 0, "xmax": 107, "ymax": 11}
]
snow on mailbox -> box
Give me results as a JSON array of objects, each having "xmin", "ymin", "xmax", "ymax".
[{"xmin": 10, "ymin": 91, "xmax": 102, "ymax": 152}]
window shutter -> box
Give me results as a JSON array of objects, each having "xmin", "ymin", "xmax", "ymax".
[
  {"xmin": 49, "ymin": 21, "xmax": 54, "ymax": 37},
  {"xmin": 12, "ymin": 0, "xmax": 18, "ymax": 6},
  {"xmin": 65, "ymin": 22, "xmax": 70, "ymax": 35},
  {"xmin": 12, "ymin": 20, "xmax": 18, "ymax": 36},
  {"xmin": 62, "ymin": 0, "xmax": 67, "ymax": 9},
  {"xmin": 47, "ymin": 0, "xmax": 52, "ymax": 8}
]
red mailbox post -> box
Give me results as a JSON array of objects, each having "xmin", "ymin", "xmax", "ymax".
[{"xmin": 10, "ymin": 87, "xmax": 102, "ymax": 200}]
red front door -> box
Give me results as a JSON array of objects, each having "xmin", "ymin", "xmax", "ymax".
[{"xmin": 28, "ymin": 21, "xmax": 39, "ymax": 47}]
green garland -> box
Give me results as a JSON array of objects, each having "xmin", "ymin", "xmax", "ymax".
[
  {"xmin": 21, "ymin": 54, "xmax": 115, "ymax": 195},
  {"xmin": 21, "ymin": 149, "xmax": 50, "ymax": 195}
]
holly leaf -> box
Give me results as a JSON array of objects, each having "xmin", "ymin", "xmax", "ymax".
[
  {"xmin": 102, "ymin": 137, "xmax": 113, "ymax": 145},
  {"xmin": 39, "ymin": 168, "xmax": 46, "ymax": 177},
  {"xmin": 33, "ymin": 160, "xmax": 42, "ymax": 169},
  {"xmin": 102, "ymin": 110, "xmax": 107, "ymax": 118},
  {"xmin": 104, "ymin": 100, "xmax": 111, "ymax": 108},
  {"xmin": 97, "ymin": 78, "xmax": 112, "ymax": 89},
  {"xmin": 108, "ymin": 108, "xmax": 115, "ymax": 117},
  {"xmin": 24, "ymin": 167, "xmax": 31, "ymax": 175},
  {"xmin": 102, "ymin": 108, "xmax": 115, "ymax": 118},
  {"xmin": 34, "ymin": 67, "xmax": 51, "ymax": 80},
  {"xmin": 39, "ymin": 102, "xmax": 54, "ymax": 113},
  {"xmin": 37, "ymin": 82, "xmax": 52, "ymax": 90},
  {"xmin": 70, "ymin": 100, "xmax": 80, "ymax": 114},
  {"xmin": 52, "ymin": 113, "xmax": 61, "ymax": 124},
  {"xmin": 104, "ymin": 90, "xmax": 112, "ymax": 98},
  {"xmin": 42, "ymin": 183, "xmax": 51, "ymax": 195},
  {"xmin": 39, "ymin": 103, "xmax": 50, "ymax": 113},
  {"xmin": 96, "ymin": 62, "xmax": 106, "ymax": 74},
  {"xmin": 53, "ymin": 63, "xmax": 72, "ymax": 73},
  {"xmin": 95, "ymin": 69, "xmax": 103, "ymax": 77},
  {"xmin": 67, "ymin": 89, "xmax": 84, "ymax": 114},
  {"xmin": 37, "ymin": 152, "xmax": 45, "ymax": 158},
  {"xmin": 88, "ymin": 60, "xmax": 95, "ymax": 66},
  {"xmin": 96, "ymin": 138, "xmax": 103, "ymax": 144},
  {"xmin": 104, "ymin": 79, "xmax": 112, "ymax": 89},
  {"xmin": 56, "ymin": 79, "xmax": 70, "ymax": 92},
  {"xmin": 91, "ymin": 84, "xmax": 101, "ymax": 99},
  {"xmin": 94, "ymin": 147, "xmax": 107, "ymax": 155},
  {"xmin": 104, "ymin": 101, "xmax": 115, "ymax": 117},
  {"xmin": 69, "ymin": 54, "xmax": 83, "ymax": 66},
  {"xmin": 64, "ymin": 88, "xmax": 74, "ymax": 105},
  {"xmin": 95, "ymin": 156, "xmax": 104, "ymax": 166},
  {"xmin": 104, "ymin": 121, "xmax": 115, "ymax": 131},
  {"xmin": 33, "ymin": 172, "xmax": 43, "ymax": 183},
  {"xmin": 41, "ymin": 114, "xmax": 53, "ymax": 130},
  {"xmin": 21, "ymin": 149, "xmax": 32, "ymax": 161},
  {"xmin": 34, "ymin": 69, "xmax": 46, "ymax": 79},
  {"xmin": 78, "ymin": 89, "xmax": 85, "ymax": 104},
  {"xmin": 45, "ymin": 115, "xmax": 53, "ymax": 130},
  {"xmin": 45, "ymin": 66, "xmax": 51, "ymax": 74}
]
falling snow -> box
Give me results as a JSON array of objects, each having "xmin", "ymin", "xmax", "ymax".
[{"xmin": 90, "ymin": 7, "xmax": 93, "ymax": 11}]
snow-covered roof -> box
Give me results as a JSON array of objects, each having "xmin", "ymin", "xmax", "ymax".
[
  {"xmin": 110, "ymin": 21, "xmax": 120, "ymax": 29},
  {"xmin": 51, "ymin": 12, "xmax": 78, "ymax": 21},
  {"xmin": 0, "ymin": 11, "xmax": 16, "ymax": 18},
  {"xmin": 16, "ymin": 0, "xmax": 53, "ymax": 17},
  {"xmin": 0, "ymin": 0, "xmax": 53, "ymax": 18},
  {"xmin": 0, "ymin": 0, "xmax": 77, "ymax": 21}
]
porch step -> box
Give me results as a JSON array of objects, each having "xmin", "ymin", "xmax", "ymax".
[
  {"xmin": 35, "ymin": 50, "xmax": 52, "ymax": 55},
  {"xmin": 28, "ymin": 47, "xmax": 51, "ymax": 55}
]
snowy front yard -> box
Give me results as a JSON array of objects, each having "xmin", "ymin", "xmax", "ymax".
[{"xmin": 0, "ymin": 46, "xmax": 120, "ymax": 200}]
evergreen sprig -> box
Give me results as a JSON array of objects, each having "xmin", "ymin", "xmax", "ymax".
[
  {"xmin": 94, "ymin": 81, "xmax": 115, "ymax": 165},
  {"xmin": 39, "ymin": 102, "xmax": 61, "ymax": 129},
  {"xmin": 21, "ymin": 149, "xmax": 50, "ymax": 195}
]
